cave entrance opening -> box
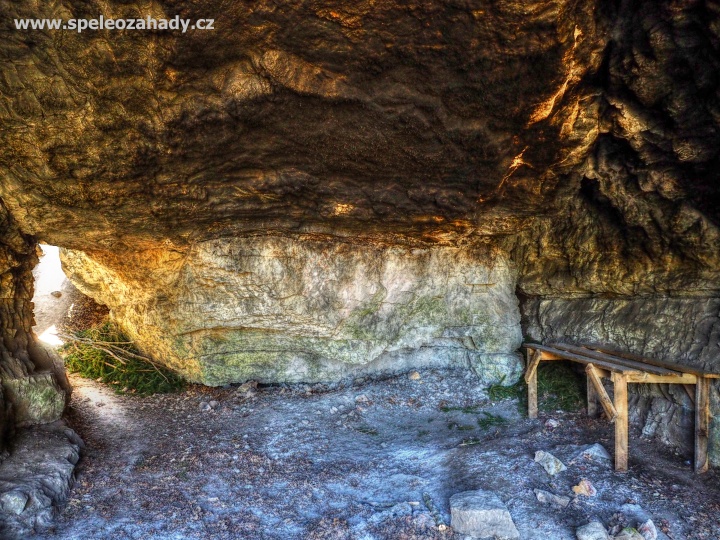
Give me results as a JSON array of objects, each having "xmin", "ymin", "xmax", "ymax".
[
  {"xmin": 32, "ymin": 244, "xmax": 72, "ymax": 347},
  {"xmin": 31, "ymin": 244, "xmax": 109, "ymax": 350}
]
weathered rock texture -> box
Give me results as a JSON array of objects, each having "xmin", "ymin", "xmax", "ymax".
[
  {"xmin": 1, "ymin": 0, "xmax": 720, "ymax": 455},
  {"xmin": 61, "ymin": 238, "xmax": 522, "ymax": 384},
  {"xmin": 0, "ymin": 421, "xmax": 82, "ymax": 539},
  {"xmin": 0, "ymin": 203, "xmax": 68, "ymax": 449}
]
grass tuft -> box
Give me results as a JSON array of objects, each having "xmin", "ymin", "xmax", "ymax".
[
  {"xmin": 355, "ymin": 425, "xmax": 379, "ymax": 436},
  {"xmin": 487, "ymin": 362, "xmax": 584, "ymax": 413},
  {"xmin": 536, "ymin": 362, "xmax": 584, "ymax": 411},
  {"xmin": 477, "ymin": 412, "xmax": 508, "ymax": 429},
  {"xmin": 59, "ymin": 321, "xmax": 186, "ymax": 396}
]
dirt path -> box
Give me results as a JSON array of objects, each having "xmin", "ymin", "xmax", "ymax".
[{"xmin": 23, "ymin": 369, "xmax": 720, "ymax": 540}]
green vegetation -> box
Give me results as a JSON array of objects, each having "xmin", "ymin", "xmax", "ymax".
[
  {"xmin": 536, "ymin": 362, "xmax": 585, "ymax": 411},
  {"xmin": 487, "ymin": 362, "xmax": 584, "ymax": 413},
  {"xmin": 477, "ymin": 412, "xmax": 508, "ymax": 429},
  {"xmin": 488, "ymin": 377, "xmax": 524, "ymax": 401},
  {"xmin": 59, "ymin": 321, "xmax": 186, "ymax": 396},
  {"xmin": 355, "ymin": 425, "xmax": 379, "ymax": 436}
]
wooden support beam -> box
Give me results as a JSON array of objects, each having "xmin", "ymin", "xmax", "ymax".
[
  {"xmin": 626, "ymin": 372, "xmax": 697, "ymax": 384},
  {"xmin": 526, "ymin": 349, "xmax": 540, "ymax": 419},
  {"xmin": 536, "ymin": 348, "xmax": 639, "ymax": 375},
  {"xmin": 695, "ymin": 377, "xmax": 711, "ymax": 473},
  {"xmin": 587, "ymin": 371, "xmax": 598, "ymax": 418},
  {"xmin": 524, "ymin": 349, "xmax": 541, "ymax": 384},
  {"xmin": 586, "ymin": 364, "xmax": 617, "ymax": 421},
  {"xmin": 612, "ymin": 372, "xmax": 629, "ymax": 472},
  {"xmin": 683, "ymin": 384, "xmax": 696, "ymax": 405},
  {"xmin": 584, "ymin": 344, "xmax": 720, "ymax": 379},
  {"xmin": 551, "ymin": 343, "xmax": 681, "ymax": 377}
]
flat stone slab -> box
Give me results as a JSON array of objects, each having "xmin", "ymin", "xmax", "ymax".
[
  {"xmin": 450, "ymin": 489, "xmax": 520, "ymax": 539},
  {"xmin": 534, "ymin": 450, "xmax": 567, "ymax": 476},
  {"xmin": 576, "ymin": 521, "xmax": 610, "ymax": 540}
]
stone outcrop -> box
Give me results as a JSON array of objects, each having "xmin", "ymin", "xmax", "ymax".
[
  {"xmin": 0, "ymin": 203, "xmax": 68, "ymax": 450},
  {"xmin": 61, "ymin": 237, "xmax": 523, "ymax": 385}
]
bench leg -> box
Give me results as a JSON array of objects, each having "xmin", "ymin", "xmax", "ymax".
[
  {"xmin": 613, "ymin": 373, "xmax": 628, "ymax": 472},
  {"xmin": 587, "ymin": 372, "xmax": 598, "ymax": 418},
  {"xmin": 525, "ymin": 349, "xmax": 541, "ymax": 419},
  {"xmin": 695, "ymin": 378, "xmax": 710, "ymax": 473},
  {"xmin": 527, "ymin": 357, "xmax": 538, "ymax": 419}
]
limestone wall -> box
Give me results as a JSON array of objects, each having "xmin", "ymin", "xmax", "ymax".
[{"xmin": 61, "ymin": 236, "xmax": 523, "ymax": 386}]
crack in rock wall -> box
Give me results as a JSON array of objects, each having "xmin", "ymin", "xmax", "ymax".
[{"xmin": 60, "ymin": 237, "xmax": 523, "ymax": 385}]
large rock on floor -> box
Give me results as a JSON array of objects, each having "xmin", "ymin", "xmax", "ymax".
[
  {"xmin": 0, "ymin": 421, "xmax": 82, "ymax": 539},
  {"xmin": 450, "ymin": 489, "xmax": 520, "ymax": 539},
  {"xmin": 61, "ymin": 237, "xmax": 523, "ymax": 385},
  {"xmin": 2, "ymin": 373, "xmax": 65, "ymax": 426}
]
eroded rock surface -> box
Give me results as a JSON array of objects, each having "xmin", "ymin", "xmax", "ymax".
[{"xmin": 61, "ymin": 237, "xmax": 522, "ymax": 385}]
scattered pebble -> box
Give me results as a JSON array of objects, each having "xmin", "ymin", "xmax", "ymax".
[
  {"xmin": 534, "ymin": 450, "xmax": 567, "ymax": 476},
  {"xmin": 638, "ymin": 519, "xmax": 658, "ymax": 540},
  {"xmin": 534, "ymin": 488, "xmax": 570, "ymax": 508},
  {"xmin": 573, "ymin": 478, "xmax": 598, "ymax": 497}
]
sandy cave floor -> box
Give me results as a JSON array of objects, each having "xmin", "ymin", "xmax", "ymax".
[{"xmin": 27, "ymin": 246, "xmax": 720, "ymax": 540}]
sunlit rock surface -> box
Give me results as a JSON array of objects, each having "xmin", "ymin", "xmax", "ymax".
[{"xmin": 61, "ymin": 238, "xmax": 522, "ymax": 385}]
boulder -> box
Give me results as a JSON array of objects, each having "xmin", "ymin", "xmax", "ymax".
[
  {"xmin": 449, "ymin": 490, "xmax": 520, "ymax": 540},
  {"xmin": 576, "ymin": 521, "xmax": 610, "ymax": 540},
  {"xmin": 1, "ymin": 373, "xmax": 65, "ymax": 426}
]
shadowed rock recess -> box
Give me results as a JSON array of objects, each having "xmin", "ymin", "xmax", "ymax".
[{"xmin": 0, "ymin": 0, "xmax": 719, "ymax": 491}]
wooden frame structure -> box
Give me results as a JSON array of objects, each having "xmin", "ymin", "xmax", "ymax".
[{"xmin": 523, "ymin": 342, "xmax": 718, "ymax": 473}]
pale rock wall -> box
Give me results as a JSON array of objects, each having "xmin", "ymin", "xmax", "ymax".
[{"xmin": 61, "ymin": 236, "xmax": 523, "ymax": 386}]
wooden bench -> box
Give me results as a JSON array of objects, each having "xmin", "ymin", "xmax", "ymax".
[{"xmin": 522, "ymin": 342, "xmax": 719, "ymax": 473}]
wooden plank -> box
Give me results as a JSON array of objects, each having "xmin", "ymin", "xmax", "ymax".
[
  {"xmin": 524, "ymin": 349, "xmax": 541, "ymax": 384},
  {"xmin": 587, "ymin": 371, "xmax": 598, "ymax": 418},
  {"xmin": 683, "ymin": 384, "xmax": 696, "ymax": 405},
  {"xmin": 526, "ymin": 344, "xmax": 640, "ymax": 375},
  {"xmin": 613, "ymin": 372, "xmax": 629, "ymax": 472},
  {"xmin": 626, "ymin": 372, "xmax": 697, "ymax": 384},
  {"xmin": 583, "ymin": 343, "xmax": 720, "ymax": 379},
  {"xmin": 550, "ymin": 343, "xmax": 682, "ymax": 377},
  {"xmin": 526, "ymin": 349, "xmax": 539, "ymax": 419},
  {"xmin": 586, "ymin": 364, "xmax": 617, "ymax": 421},
  {"xmin": 695, "ymin": 378, "xmax": 710, "ymax": 473}
]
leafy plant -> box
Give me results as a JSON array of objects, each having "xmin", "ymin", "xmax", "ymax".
[
  {"xmin": 59, "ymin": 321, "xmax": 186, "ymax": 396},
  {"xmin": 488, "ymin": 377, "xmax": 524, "ymax": 401}
]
